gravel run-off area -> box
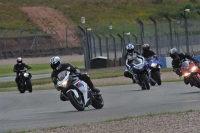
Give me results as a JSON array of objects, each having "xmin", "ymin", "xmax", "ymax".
[{"xmin": 29, "ymin": 111, "xmax": 200, "ymax": 133}]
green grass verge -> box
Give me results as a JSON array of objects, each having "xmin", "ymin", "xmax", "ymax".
[
  {"xmin": 0, "ymin": 77, "xmax": 182, "ymax": 92},
  {"xmin": 0, "ymin": 61, "xmax": 84, "ymax": 77},
  {"xmin": 3, "ymin": 109, "xmax": 196, "ymax": 133},
  {"xmin": 0, "ymin": 63, "xmax": 172, "ymax": 78}
]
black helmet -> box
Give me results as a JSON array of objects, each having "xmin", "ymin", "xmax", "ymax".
[
  {"xmin": 126, "ymin": 44, "xmax": 134, "ymax": 55},
  {"xmin": 17, "ymin": 57, "xmax": 23, "ymax": 65},
  {"xmin": 142, "ymin": 43, "xmax": 150, "ymax": 52},
  {"xmin": 50, "ymin": 56, "xmax": 62, "ymax": 70},
  {"xmin": 169, "ymin": 48, "xmax": 179, "ymax": 59}
]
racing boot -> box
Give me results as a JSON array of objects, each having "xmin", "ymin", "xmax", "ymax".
[
  {"xmin": 86, "ymin": 78, "xmax": 100, "ymax": 93},
  {"xmin": 184, "ymin": 77, "xmax": 189, "ymax": 85},
  {"xmin": 91, "ymin": 87, "xmax": 100, "ymax": 93}
]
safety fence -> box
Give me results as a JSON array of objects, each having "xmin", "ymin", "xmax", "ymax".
[{"xmin": 78, "ymin": 16, "xmax": 200, "ymax": 69}]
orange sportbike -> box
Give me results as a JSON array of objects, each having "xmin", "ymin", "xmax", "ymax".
[{"xmin": 181, "ymin": 60, "xmax": 200, "ymax": 88}]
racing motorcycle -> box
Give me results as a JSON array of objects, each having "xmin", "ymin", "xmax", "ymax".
[
  {"xmin": 56, "ymin": 70, "xmax": 104, "ymax": 111},
  {"xmin": 129, "ymin": 54, "xmax": 150, "ymax": 90},
  {"xmin": 146, "ymin": 56, "xmax": 162, "ymax": 86},
  {"xmin": 181, "ymin": 60, "xmax": 200, "ymax": 88},
  {"xmin": 18, "ymin": 68, "xmax": 32, "ymax": 93}
]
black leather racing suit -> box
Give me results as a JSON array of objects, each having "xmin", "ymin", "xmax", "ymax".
[
  {"xmin": 172, "ymin": 53, "xmax": 200, "ymax": 85},
  {"xmin": 172, "ymin": 53, "xmax": 199, "ymax": 76},
  {"xmin": 51, "ymin": 63, "xmax": 98, "ymax": 101},
  {"xmin": 13, "ymin": 63, "xmax": 31, "ymax": 88},
  {"xmin": 142, "ymin": 49, "xmax": 157, "ymax": 59}
]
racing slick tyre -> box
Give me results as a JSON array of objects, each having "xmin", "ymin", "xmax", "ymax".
[
  {"xmin": 67, "ymin": 91, "xmax": 85, "ymax": 111},
  {"xmin": 92, "ymin": 95, "xmax": 104, "ymax": 109},
  {"xmin": 141, "ymin": 74, "xmax": 150, "ymax": 90}
]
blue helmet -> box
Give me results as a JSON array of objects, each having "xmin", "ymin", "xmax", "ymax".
[{"xmin": 126, "ymin": 44, "xmax": 134, "ymax": 54}]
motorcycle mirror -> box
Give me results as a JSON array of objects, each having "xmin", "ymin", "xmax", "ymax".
[{"xmin": 192, "ymin": 54, "xmax": 195, "ymax": 58}]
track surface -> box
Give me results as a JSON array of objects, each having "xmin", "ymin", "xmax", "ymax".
[{"xmin": 1, "ymin": 82, "xmax": 200, "ymax": 132}]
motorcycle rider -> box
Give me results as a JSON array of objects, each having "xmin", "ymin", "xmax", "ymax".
[
  {"xmin": 50, "ymin": 56, "xmax": 100, "ymax": 101},
  {"xmin": 124, "ymin": 43, "xmax": 141, "ymax": 84},
  {"xmin": 169, "ymin": 48, "xmax": 200, "ymax": 85},
  {"xmin": 142, "ymin": 43, "xmax": 157, "ymax": 59},
  {"xmin": 13, "ymin": 57, "xmax": 32, "ymax": 90}
]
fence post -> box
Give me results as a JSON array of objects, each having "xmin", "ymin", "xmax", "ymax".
[
  {"xmin": 89, "ymin": 32, "xmax": 96, "ymax": 57},
  {"xmin": 164, "ymin": 15, "xmax": 173, "ymax": 48},
  {"xmin": 20, "ymin": 29, "xmax": 24, "ymax": 57},
  {"xmin": 117, "ymin": 33, "xmax": 125, "ymax": 58},
  {"xmin": 180, "ymin": 13, "xmax": 189, "ymax": 54},
  {"xmin": 88, "ymin": 33, "xmax": 93, "ymax": 59},
  {"xmin": 110, "ymin": 34, "xmax": 117, "ymax": 66},
  {"xmin": 35, "ymin": 28, "xmax": 39, "ymax": 57},
  {"xmin": 150, "ymin": 17, "xmax": 159, "ymax": 58},
  {"xmin": 135, "ymin": 18, "xmax": 144, "ymax": 52},
  {"xmin": 65, "ymin": 26, "xmax": 72, "ymax": 55},
  {"xmin": 4, "ymin": 29, "xmax": 7, "ymax": 59},
  {"xmin": 95, "ymin": 33, "xmax": 102, "ymax": 56},
  {"xmin": 77, "ymin": 25, "xmax": 89, "ymax": 70},
  {"xmin": 50, "ymin": 27, "xmax": 55, "ymax": 54},
  {"xmin": 102, "ymin": 34, "xmax": 109, "ymax": 67}
]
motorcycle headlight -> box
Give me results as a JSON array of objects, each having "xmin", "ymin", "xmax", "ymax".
[
  {"xmin": 183, "ymin": 72, "xmax": 190, "ymax": 77},
  {"xmin": 59, "ymin": 80, "xmax": 68, "ymax": 88},
  {"xmin": 24, "ymin": 73, "xmax": 29, "ymax": 77},
  {"xmin": 191, "ymin": 66, "xmax": 197, "ymax": 72},
  {"xmin": 151, "ymin": 63, "xmax": 156, "ymax": 67}
]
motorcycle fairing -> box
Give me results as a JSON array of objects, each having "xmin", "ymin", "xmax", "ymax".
[{"xmin": 74, "ymin": 80, "xmax": 90, "ymax": 105}]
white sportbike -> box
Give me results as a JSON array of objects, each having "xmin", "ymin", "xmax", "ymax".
[{"xmin": 56, "ymin": 70, "xmax": 104, "ymax": 111}]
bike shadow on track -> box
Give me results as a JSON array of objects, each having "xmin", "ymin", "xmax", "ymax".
[{"xmin": 39, "ymin": 108, "xmax": 104, "ymax": 114}]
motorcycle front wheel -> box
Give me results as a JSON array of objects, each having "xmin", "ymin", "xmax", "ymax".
[
  {"xmin": 141, "ymin": 74, "xmax": 150, "ymax": 90},
  {"xmin": 92, "ymin": 95, "xmax": 104, "ymax": 109},
  {"xmin": 192, "ymin": 75, "xmax": 200, "ymax": 88},
  {"xmin": 154, "ymin": 71, "xmax": 161, "ymax": 85},
  {"xmin": 18, "ymin": 81, "xmax": 25, "ymax": 93},
  {"xmin": 26, "ymin": 79, "xmax": 32, "ymax": 93},
  {"xmin": 67, "ymin": 91, "xmax": 85, "ymax": 111}
]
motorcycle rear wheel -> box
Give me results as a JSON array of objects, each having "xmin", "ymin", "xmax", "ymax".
[
  {"xmin": 67, "ymin": 91, "xmax": 85, "ymax": 111},
  {"xmin": 92, "ymin": 95, "xmax": 104, "ymax": 109},
  {"xmin": 141, "ymin": 74, "xmax": 150, "ymax": 90}
]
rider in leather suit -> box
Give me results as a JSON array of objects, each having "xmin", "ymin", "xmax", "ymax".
[
  {"xmin": 169, "ymin": 48, "xmax": 200, "ymax": 85},
  {"xmin": 142, "ymin": 43, "xmax": 157, "ymax": 59},
  {"xmin": 13, "ymin": 57, "xmax": 32, "ymax": 90},
  {"xmin": 50, "ymin": 56, "xmax": 100, "ymax": 101},
  {"xmin": 124, "ymin": 44, "xmax": 141, "ymax": 84}
]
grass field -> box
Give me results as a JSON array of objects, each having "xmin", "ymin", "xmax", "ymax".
[
  {"xmin": 0, "ymin": 0, "xmax": 199, "ymax": 32},
  {"xmin": 0, "ymin": 61, "xmax": 84, "ymax": 77}
]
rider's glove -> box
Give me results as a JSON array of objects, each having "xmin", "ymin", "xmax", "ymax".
[{"xmin": 153, "ymin": 55, "xmax": 158, "ymax": 59}]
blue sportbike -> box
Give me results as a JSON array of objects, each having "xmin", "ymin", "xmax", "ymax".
[
  {"xmin": 130, "ymin": 55, "xmax": 150, "ymax": 90},
  {"xmin": 145, "ymin": 56, "xmax": 162, "ymax": 86}
]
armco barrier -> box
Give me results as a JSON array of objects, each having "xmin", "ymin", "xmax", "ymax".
[{"xmin": 159, "ymin": 55, "xmax": 200, "ymax": 68}]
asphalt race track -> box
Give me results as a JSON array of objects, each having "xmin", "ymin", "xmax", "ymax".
[{"xmin": 1, "ymin": 82, "xmax": 200, "ymax": 132}]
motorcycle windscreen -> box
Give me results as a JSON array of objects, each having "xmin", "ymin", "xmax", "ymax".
[
  {"xmin": 146, "ymin": 56, "xmax": 154, "ymax": 61},
  {"xmin": 132, "ymin": 58, "xmax": 144, "ymax": 69},
  {"xmin": 181, "ymin": 61, "xmax": 190, "ymax": 69},
  {"xmin": 57, "ymin": 70, "xmax": 68, "ymax": 81}
]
